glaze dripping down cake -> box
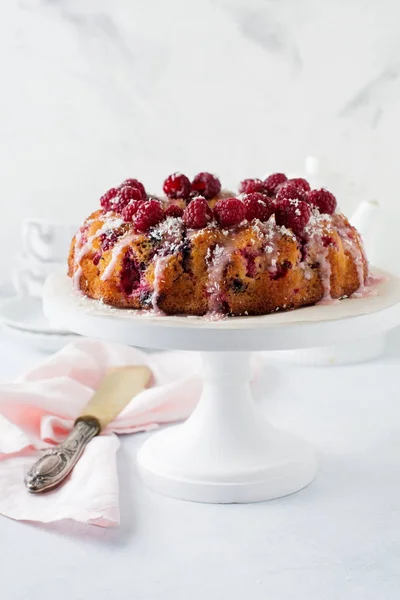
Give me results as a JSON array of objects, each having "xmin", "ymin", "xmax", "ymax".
[{"xmin": 68, "ymin": 171, "xmax": 371, "ymax": 316}]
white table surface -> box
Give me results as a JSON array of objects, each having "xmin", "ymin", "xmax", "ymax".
[{"xmin": 1, "ymin": 327, "xmax": 400, "ymax": 599}]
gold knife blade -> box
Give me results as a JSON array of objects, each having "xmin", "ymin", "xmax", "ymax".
[{"xmin": 24, "ymin": 365, "xmax": 152, "ymax": 493}]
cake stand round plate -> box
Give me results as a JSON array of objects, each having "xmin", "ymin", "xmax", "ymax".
[
  {"xmin": 44, "ymin": 270, "xmax": 400, "ymax": 352},
  {"xmin": 43, "ymin": 271, "xmax": 400, "ymax": 504}
]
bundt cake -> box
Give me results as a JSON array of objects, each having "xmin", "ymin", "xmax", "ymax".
[{"xmin": 68, "ymin": 171, "xmax": 372, "ymax": 317}]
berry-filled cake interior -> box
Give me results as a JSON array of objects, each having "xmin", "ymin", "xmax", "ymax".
[{"xmin": 68, "ymin": 171, "xmax": 374, "ymax": 317}]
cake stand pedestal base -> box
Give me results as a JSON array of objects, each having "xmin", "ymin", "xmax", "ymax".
[
  {"xmin": 137, "ymin": 352, "xmax": 316, "ymax": 503},
  {"xmin": 44, "ymin": 271, "xmax": 400, "ymax": 504}
]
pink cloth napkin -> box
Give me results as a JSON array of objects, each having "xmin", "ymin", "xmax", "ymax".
[{"xmin": 0, "ymin": 339, "xmax": 201, "ymax": 527}]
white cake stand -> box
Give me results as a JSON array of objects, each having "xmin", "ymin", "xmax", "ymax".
[{"xmin": 44, "ymin": 271, "xmax": 400, "ymax": 503}]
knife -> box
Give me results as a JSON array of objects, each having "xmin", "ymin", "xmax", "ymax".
[{"xmin": 24, "ymin": 365, "xmax": 152, "ymax": 493}]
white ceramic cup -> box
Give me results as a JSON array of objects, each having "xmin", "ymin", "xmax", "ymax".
[
  {"xmin": 12, "ymin": 256, "xmax": 65, "ymax": 298},
  {"xmin": 22, "ymin": 219, "xmax": 78, "ymax": 263}
]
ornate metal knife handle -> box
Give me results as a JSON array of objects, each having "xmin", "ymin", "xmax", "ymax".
[{"xmin": 24, "ymin": 418, "xmax": 100, "ymax": 493}]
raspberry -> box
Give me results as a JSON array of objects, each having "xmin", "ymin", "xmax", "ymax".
[
  {"xmin": 121, "ymin": 200, "xmax": 143, "ymax": 222},
  {"xmin": 120, "ymin": 252, "xmax": 140, "ymax": 295},
  {"xmin": 289, "ymin": 177, "xmax": 311, "ymax": 193},
  {"xmin": 242, "ymin": 249, "xmax": 258, "ymax": 278},
  {"xmin": 165, "ymin": 205, "xmax": 184, "ymax": 218},
  {"xmin": 275, "ymin": 198, "xmax": 311, "ymax": 237},
  {"xmin": 308, "ymin": 188, "xmax": 337, "ymax": 215},
  {"xmin": 214, "ymin": 197, "xmax": 246, "ymax": 228},
  {"xmin": 276, "ymin": 182, "xmax": 308, "ymax": 203},
  {"xmin": 109, "ymin": 187, "xmax": 144, "ymax": 213},
  {"xmin": 133, "ymin": 199, "xmax": 165, "ymax": 232},
  {"xmin": 118, "ymin": 185, "xmax": 144, "ymax": 203},
  {"xmin": 263, "ymin": 173, "xmax": 287, "ymax": 196},
  {"xmin": 322, "ymin": 235, "xmax": 338, "ymax": 248},
  {"xmin": 101, "ymin": 185, "xmax": 145, "ymax": 214},
  {"xmin": 242, "ymin": 192, "xmax": 274, "ymax": 222},
  {"xmin": 100, "ymin": 187, "xmax": 119, "ymax": 211},
  {"xmin": 183, "ymin": 197, "xmax": 213, "ymax": 229},
  {"xmin": 92, "ymin": 252, "xmax": 102, "ymax": 266},
  {"xmin": 163, "ymin": 173, "xmax": 191, "ymax": 200},
  {"xmin": 121, "ymin": 179, "xmax": 146, "ymax": 200},
  {"xmin": 239, "ymin": 178, "xmax": 265, "ymax": 195},
  {"xmin": 100, "ymin": 230, "xmax": 120, "ymax": 251},
  {"xmin": 191, "ymin": 172, "xmax": 221, "ymax": 199}
]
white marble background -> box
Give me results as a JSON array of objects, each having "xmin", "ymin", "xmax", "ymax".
[{"xmin": 1, "ymin": 0, "xmax": 399, "ymax": 275}]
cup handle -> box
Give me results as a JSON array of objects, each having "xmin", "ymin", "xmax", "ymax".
[
  {"xmin": 24, "ymin": 222, "xmax": 52, "ymax": 262},
  {"xmin": 13, "ymin": 268, "xmax": 44, "ymax": 297}
]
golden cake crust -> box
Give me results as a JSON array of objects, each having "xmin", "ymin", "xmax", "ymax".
[{"xmin": 68, "ymin": 207, "xmax": 368, "ymax": 317}]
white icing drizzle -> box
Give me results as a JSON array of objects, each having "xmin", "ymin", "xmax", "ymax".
[
  {"xmin": 206, "ymin": 243, "xmax": 235, "ymax": 315},
  {"xmin": 353, "ymin": 271, "xmax": 387, "ymax": 298},
  {"xmin": 151, "ymin": 255, "xmax": 170, "ymax": 315},
  {"xmin": 315, "ymin": 243, "xmax": 338, "ymax": 305},
  {"xmin": 72, "ymin": 230, "xmax": 84, "ymax": 289},
  {"xmin": 151, "ymin": 217, "xmax": 184, "ymax": 256},
  {"xmin": 332, "ymin": 215, "xmax": 367, "ymax": 296},
  {"xmin": 186, "ymin": 226, "xmax": 212, "ymax": 241},
  {"xmin": 302, "ymin": 233, "xmax": 338, "ymax": 304},
  {"xmin": 147, "ymin": 217, "xmax": 185, "ymax": 313},
  {"xmin": 303, "ymin": 211, "xmax": 375, "ymax": 303},
  {"xmin": 72, "ymin": 218, "xmax": 123, "ymax": 289},
  {"xmin": 250, "ymin": 218, "xmax": 281, "ymax": 275},
  {"xmin": 366, "ymin": 271, "xmax": 386, "ymax": 286},
  {"xmin": 303, "ymin": 212, "xmax": 336, "ymax": 302},
  {"xmin": 299, "ymin": 262, "xmax": 313, "ymax": 281},
  {"xmin": 100, "ymin": 231, "xmax": 138, "ymax": 281}
]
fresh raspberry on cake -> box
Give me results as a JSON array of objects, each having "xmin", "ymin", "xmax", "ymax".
[
  {"xmin": 242, "ymin": 193, "xmax": 274, "ymax": 222},
  {"xmin": 191, "ymin": 172, "xmax": 221, "ymax": 199},
  {"xmin": 121, "ymin": 179, "xmax": 146, "ymax": 200},
  {"xmin": 214, "ymin": 197, "xmax": 246, "ymax": 228},
  {"xmin": 165, "ymin": 204, "xmax": 184, "ymax": 218},
  {"xmin": 275, "ymin": 198, "xmax": 311, "ymax": 237},
  {"xmin": 118, "ymin": 185, "xmax": 144, "ymax": 204},
  {"xmin": 121, "ymin": 200, "xmax": 143, "ymax": 222},
  {"xmin": 308, "ymin": 189, "xmax": 337, "ymax": 215},
  {"xmin": 263, "ymin": 173, "xmax": 287, "ymax": 196},
  {"xmin": 163, "ymin": 173, "xmax": 191, "ymax": 200},
  {"xmin": 100, "ymin": 184, "xmax": 145, "ymax": 214},
  {"xmin": 100, "ymin": 187, "xmax": 119, "ymax": 211},
  {"xmin": 183, "ymin": 197, "xmax": 213, "ymax": 229},
  {"xmin": 289, "ymin": 178, "xmax": 311, "ymax": 193},
  {"xmin": 239, "ymin": 178, "xmax": 265, "ymax": 195},
  {"xmin": 133, "ymin": 199, "xmax": 165, "ymax": 232},
  {"xmin": 276, "ymin": 182, "xmax": 308, "ymax": 203}
]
